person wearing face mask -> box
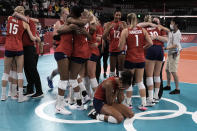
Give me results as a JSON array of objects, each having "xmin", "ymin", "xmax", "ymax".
[{"xmin": 163, "ymin": 17, "xmax": 182, "ymax": 94}]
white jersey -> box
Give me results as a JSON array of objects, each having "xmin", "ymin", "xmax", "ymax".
[{"xmin": 167, "ymin": 29, "xmax": 182, "ymax": 54}]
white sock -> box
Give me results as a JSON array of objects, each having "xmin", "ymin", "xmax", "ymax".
[
  {"xmin": 79, "ymin": 82, "xmax": 86, "ymax": 92},
  {"xmin": 154, "ymin": 88, "xmax": 160, "ymax": 99},
  {"xmin": 90, "ymin": 78, "xmax": 98, "ymax": 88},
  {"xmin": 148, "ymin": 90, "xmax": 153, "ymax": 101},
  {"xmin": 74, "ymin": 92, "xmax": 81, "ymax": 100},
  {"xmin": 141, "ymin": 97, "xmax": 146, "ymax": 106},
  {"xmin": 12, "ymin": 84, "xmax": 17, "ymax": 96},
  {"xmin": 97, "ymin": 114, "xmax": 105, "ymax": 121},
  {"xmin": 19, "ymin": 88, "xmax": 23, "ymax": 98},
  {"xmin": 1, "ymin": 87, "xmax": 6, "ymax": 95},
  {"xmin": 119, "ymin": 71, "xmax": 123, "ymax": 77},
  {"xmin": 126, "ymin": 97, "xmax": 132, "ymax": 105},
  {"xmin": 8, "ymin": 82, "xmax": 12, "ymax": 91},
  {"xmin": 57, "ymin": 95, "xmax": 64, "ymax": 107},
  {"xmin": 108, "ymin": 116, "xmax": 118, "ymax": 123}
]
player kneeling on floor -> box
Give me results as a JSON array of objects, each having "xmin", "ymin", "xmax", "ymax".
[{"xmin": 88, "ymin": 70, "xmax": 134, "ymax": 124}]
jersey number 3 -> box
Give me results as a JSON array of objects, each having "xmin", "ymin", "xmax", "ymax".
[{"xmin": 9, "ymin": 23, "xmax": 19, "ymax": 35}]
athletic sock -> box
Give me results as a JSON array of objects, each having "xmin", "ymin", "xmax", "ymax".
[{"xmin": 154, "ymin": 88, "xmax": 160, "ymax": 99}]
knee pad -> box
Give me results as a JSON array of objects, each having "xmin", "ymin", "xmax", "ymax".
[
  {"xmin": 58, "ymin": 80, "xmax": 68, "ymax": 90},
  {"xmin": 154, "ymin": 76, "xmax": 161, "ymax": 83},
  {"xmin": 126, "ymin": 85, "xmax": 133, "ymax": 91},
  {"xmin": 137, "ymin": 82, "xmax": 145, "ymax": 90},
  {"xmin": 9, "ymin": 71, "xmax": 13, "ymax": 77},
  {"xmin": 17, "ymin": 73, "xmax": 23, "ymax": 80},
  {"xmin": 146, "ymin": 77, "xmax": 153, "ymax": 86},
  {"xmin": 69, "ymin": 79, "xmax": 78, "ymax": 88},
  {"xmin": 2, "ymin": 73, "xmax": 9, "ymax": 81},
  {"xmin": 90, "ymin": 78, "xmax": 98, "ymax": 88},
  {"xmin": 12, "ymin": 71, "xmax": 17, "ymax": 79}
]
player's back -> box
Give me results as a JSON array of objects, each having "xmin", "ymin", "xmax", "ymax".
[
  {"xmin": 126, "ymin": 26, "xmax": 145, "ymax": 63},
  {"xmin": 5, "ymin": 16, "xmax": 25, "ymax": 51}
]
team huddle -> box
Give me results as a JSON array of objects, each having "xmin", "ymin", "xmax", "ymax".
[{"xmin": 1, "ymin": 5, "xmax": 182, "ymax": 124}]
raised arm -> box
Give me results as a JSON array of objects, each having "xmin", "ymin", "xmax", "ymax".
[
  {"xmin": 13, "ymin": 12, "xmax": 29, "ymax": 23},
  {"xmin": 137, "ymin": 22, "xmax": 157, "ymax": 28},
  {"xmin": 118, "ymin": 28, "xmax": 128, "ymax": 51},
  {"xmin": 67, "ymin": 17, "xmax": 89, "ymax": 27},
  {"xmin": 102, "ymin": 22, "xmax": 114, "ymax": 40},
  {"xmin": 142, "ymin": 28, "xmax": 153, "ymax": 49},
  {"xmin": 57, "ymin": 24, "xmax": 78, "ymax": 35},
  {"xmin": 158, "ymin": 25, "xmax": 170, "ymax": 33}
]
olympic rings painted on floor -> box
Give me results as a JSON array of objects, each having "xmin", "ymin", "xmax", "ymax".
[
  {"xmin": 35, "ymin": 100, "xmax": 101, "ymax": 124},
  {"xmin": 35, "ymin": 95, "xmax": 195, "ymax": 131},
  {"xmin": 124, "ymin": 96, "xmax": 192, "ymax": 131}
]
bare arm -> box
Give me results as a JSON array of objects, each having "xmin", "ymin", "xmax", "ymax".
[
  {"xmin": 57, "ymin": 24, "xmax": 78, "ymax": 35},
  {"xmin": 13, "ymin": 12, "xmax": 29, "ymax": 23},
  {"xmin": 118, "ymin": 28, "xmax": 128, "ymax": 51},
  {"xmin": 158, "ymin": 25, "xmax": 170, "ymax": 33},
  {"xmin": 30, "ymin": 18, "xmax": 39, "ymax": 23},
  {"xmin": 53, "ymin": 21, "xmax": 61, "ymax": 36},
  {"xmin": 142, "ymin": 28, "xmax": 153, "ymax": 49},
  {"xmin": 104, "ymin": 81, "xmax": 116, "ymax": 106},
  {"xmin": 89, "ymin": 23, "xmax": 97, "ymax": 35},
  {"xmin": 102, "ymin": 23, "xmax": 114, "ymax": 40},
  {"xmin": 137, "ymin": 22, "xmax": 157, "ymax": 28},
  {"xmin": 23, "ymin": 21, "xmax": 37, "ymax": 42},
  {"xmin": 154, "ymin": 35, "xmax": 168, "ymax": 43},
  {"xmin": 67, "ymin": 17, "xmax": 89, "ymax": 27},
  {"xmin": 117, "ymin": 90, "xmax": 124, "ymax": 104}
]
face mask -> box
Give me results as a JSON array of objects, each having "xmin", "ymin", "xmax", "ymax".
[{"xmin": 170, "ymin": 24, "xmax": 174, "ymax": 30}]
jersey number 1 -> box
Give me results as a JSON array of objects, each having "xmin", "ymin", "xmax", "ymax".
[
  {"xmin": 9, "ymin": 23, "xmax": 19, "ymax": 35},
  {"xmin": 135, "ymin": 35, "xmax": 139, "ymax": 47}
]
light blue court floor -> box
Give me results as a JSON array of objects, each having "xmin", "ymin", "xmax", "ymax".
[{"xmin": 0, "ymin": 54, "xmax": 197, "ymax": 131}]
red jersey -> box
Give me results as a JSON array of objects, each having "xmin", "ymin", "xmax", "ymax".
[
  {"xmin": 94, "ymin": 77, "xmax": 119, "ymax": 101},
  {"xmin": 72, "ymin": 23, "xmax": 90, "ymax": 59},
  {"xmin": 126, "ymin": 26, "xmax": 146, "ymax": 63},
  {"xmin": 22, "ymin": 19, "xmax": 36, "ymax": 47},
  {"xmin": 5, "ymin": 16, "xmax": 25, "ymax": 51},
  {"xmin": 145, "ymin": 26, "xmax": 163, "ymax": 46},
  {"xmin": 88, "ymin": 25, "xmax": 103, "ymax": 56},
  {"xmin": 55, "ymin": 20, "xmax": 64, "ymax": 46},
  {"xmin": 55, "ymin": 33, "xmax": 73, "ymax": 57},
  {"xmin": 109, "ymin": 21, "xmax": 123, "ymax": 52}
]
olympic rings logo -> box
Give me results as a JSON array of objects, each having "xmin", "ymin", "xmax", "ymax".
[{"xmin": 35, "ymin": 96, "xmax": 197, "ymax": 130}]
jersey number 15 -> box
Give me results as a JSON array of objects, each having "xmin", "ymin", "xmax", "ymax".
[{"xmin": 9, "ymin": 23, "xmax": 19, "ymax": 35}]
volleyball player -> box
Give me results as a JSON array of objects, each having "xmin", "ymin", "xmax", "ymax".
[
  {"xmin": 89, "ymin": 70, "xmax": 134, "ymax": 123},
  {"xmin": 47, "ymin": 7, "xmax": 68, "ymax": 89},
  {"xmin": 66, "ymin": 6, "xmax": 92, "ymax": 110},
  {"xmin": 119, "ymin": 13, "xmax": 153, "ymax": 110},
  {"xmin": 142, "ymin": 15, "xmax": 168, "ymax": 105},
  {"xmin": 102, "ymin": 8, "xmax": 127, "ymax": 77},
  {"xmin": 1, "ymin": 6, "xmax": 39, "ymax": 102}
]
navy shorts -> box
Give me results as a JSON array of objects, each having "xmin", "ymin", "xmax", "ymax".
[
  {"xmin": 71, "ymin": 57, "xmax": 88, "ymax": 64},
  {"xmin": 5, "ymin": 50, "xmax": 24, "ymax": 57},
  {"xmin": 146, "ymin": 45, "xmax": 164, "ymax": 61},
  {"xmin": 109, "ymin": 50, "xmax": 126, "ymax": 56},
  {"xmin": 124, "ymin": 60, "xmax": 145, "ymax": 69},
  {"xmin": 89, "ymin": 54, "xmax": 99, "ymax": 62},
  {"xmin": 54, "ymin": 52, "xmax": 68, "ymax": 61},
  {"xmin": 93, "ymin": 98, "xmax": 105, "ymax": 113}
]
